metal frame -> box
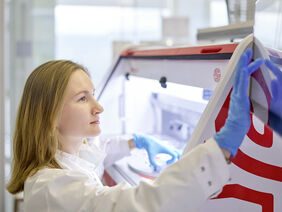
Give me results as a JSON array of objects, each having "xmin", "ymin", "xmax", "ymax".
[{"xmin": 197, "ymin": 21, "xmax": 254, "ymax": 41}]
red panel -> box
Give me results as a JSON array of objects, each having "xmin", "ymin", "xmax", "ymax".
[
  {"xmin": 121, "ymin": 43, "xmax": 238, "ymax": 56},
  {"xmin": 102, "ymin": 171, "xmax": 117, "ymax": 187}
]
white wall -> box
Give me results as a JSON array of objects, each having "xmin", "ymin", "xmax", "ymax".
[
  {"xmin": 6, "ymin": 1, "xmax": 56, "ymax": 211},
  {"xmin": 170, "ymin": 0, "xmax": 211, "ymax": 44},
  {"xmin": 0, "ymin": 0, "xmax": 6, "ymax": 211}
]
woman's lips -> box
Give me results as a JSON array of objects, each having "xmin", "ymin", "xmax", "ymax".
[{"xmin": 90, "ymin": 120, "xmax": 100, "ymax": 124}]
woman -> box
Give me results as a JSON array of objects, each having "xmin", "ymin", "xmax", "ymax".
[{"xmin": 7, "ymin": 49, "xmax": 262, "ymax": 211}]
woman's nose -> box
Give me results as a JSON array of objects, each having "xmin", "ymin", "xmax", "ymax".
[{"xmin": 92, "ymin": 100, "xmax": 104, "ymax": 115}]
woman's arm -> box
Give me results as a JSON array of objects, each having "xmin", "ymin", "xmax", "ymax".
[{"xmin": 24, "ymin": 138, "xmax": 229, "ymax": 212}]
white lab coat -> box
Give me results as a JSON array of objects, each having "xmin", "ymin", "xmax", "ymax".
[
  {"xmin": 23, "ymin": 137, "xmax": 230, "ymax": 212},
  {"xmin": 79, "ymin": 135, "xmax": 132, "ymax": 179}
]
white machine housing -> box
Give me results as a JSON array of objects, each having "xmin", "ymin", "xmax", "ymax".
[{"xmin": 96, "ymin": 34, "xmax": 282, "ymax": 212}]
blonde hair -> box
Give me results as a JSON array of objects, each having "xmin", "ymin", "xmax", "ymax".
[{"xmin": 6, "ymin": 60, "xmax": 89, "ymax": 194}]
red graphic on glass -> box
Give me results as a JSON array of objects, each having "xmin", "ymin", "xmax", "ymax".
[
  {"xmin": 213, "ymin": 68, "xmax": 221, "ymax": 83},
  {"xmin": 214, "ymin": 184, "xmax": 273, "ymax": 212},
  {"xmin": 247, "ymin": 69, "xmax": 273, "ymax": 147},
  {"xmin": 212, "ymin": 68, "xmax": 282, "ymax": 211}
]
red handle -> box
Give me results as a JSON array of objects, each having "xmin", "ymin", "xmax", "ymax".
[{"xmin": 201, "ymin": 47, "xmax": 222, "ymax": 54}]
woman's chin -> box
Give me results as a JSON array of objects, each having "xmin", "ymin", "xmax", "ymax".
[{"xmin": 90, "ymin": 128, "xmax": 101, "ymax": 137}]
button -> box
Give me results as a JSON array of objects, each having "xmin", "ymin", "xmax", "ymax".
[
  {"xmin": 201, "ymin": 166, "xmax": 205, "ymax": 172},
  {"xmin": 208, "ymin": 181, "xmax": 212, "ymax": 186}
]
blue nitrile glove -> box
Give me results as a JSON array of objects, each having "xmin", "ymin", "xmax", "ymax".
[
  {"xmin": 133, "ymin": 134, "xmax": 180, "ymax": 171},
  {"xmin": 214, "ymin": 49, "xmax": 263, "ymax": 157},
  {"xmin": 265, "ymin": 59, "xmax": 282, "ymax": 136}
]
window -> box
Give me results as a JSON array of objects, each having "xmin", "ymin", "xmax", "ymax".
[{"xmin": 55, "ymin": 5, "xmax": 166, "ymax": 86}]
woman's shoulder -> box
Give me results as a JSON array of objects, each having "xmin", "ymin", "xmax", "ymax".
[
  {"xmin": 23, "ymin": 168, "xmax": 104, "ymax": 211},
  {"xmin": 25, "ymin": 167, "xmax": 91, "ymax": 187}
]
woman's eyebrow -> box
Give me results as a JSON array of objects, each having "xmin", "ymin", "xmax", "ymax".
[{"xmin": 73, "ymin": 89, "xmax": 95, "ymax": 97}]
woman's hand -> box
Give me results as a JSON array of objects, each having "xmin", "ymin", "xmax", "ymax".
[
  {"xmin": 214, "ymin": 49, "xmax": 263, "ymax": 158},
  {"xmin": 133, "ymin": 134, "xmax": 180, "ymax": 171}
]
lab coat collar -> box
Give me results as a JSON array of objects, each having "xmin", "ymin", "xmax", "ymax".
[
  {"xmin": 78, "ymin": 142, "xmax": 106, "ymax": 169},
  {"xmin": 55, "ymin": 149, "xmax": 96, "ymax": 174}
]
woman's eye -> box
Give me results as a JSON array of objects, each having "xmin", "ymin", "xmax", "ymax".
[{"xmin": 79, "ymin": 96, "xmax": 87, "ymax": 102}]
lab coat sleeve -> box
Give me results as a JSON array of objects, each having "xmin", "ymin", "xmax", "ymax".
[
  {"xmin": 95, "ymin": 135, "xmax": 131, "ymax": 168},
  {"xmin": 24, "ymin": 138, "xmax": 230, "ymax": 212},
  {"xmin": 112, "ymin": 138, "xmax": 230, "ymax": 211}
]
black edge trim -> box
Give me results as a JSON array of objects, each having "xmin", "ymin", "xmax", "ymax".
[
  {"xmin": 97, "ymin": 57, "xmax": 122, "ymax": 100},
  {"xmin": 121, "ymin": 53, "xmax": 233, "ymax": 60}
]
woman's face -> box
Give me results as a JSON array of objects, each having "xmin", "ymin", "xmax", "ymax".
[{"xmin": 57, "ymin": 69, "xmax": 103, "ymax": 140}]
